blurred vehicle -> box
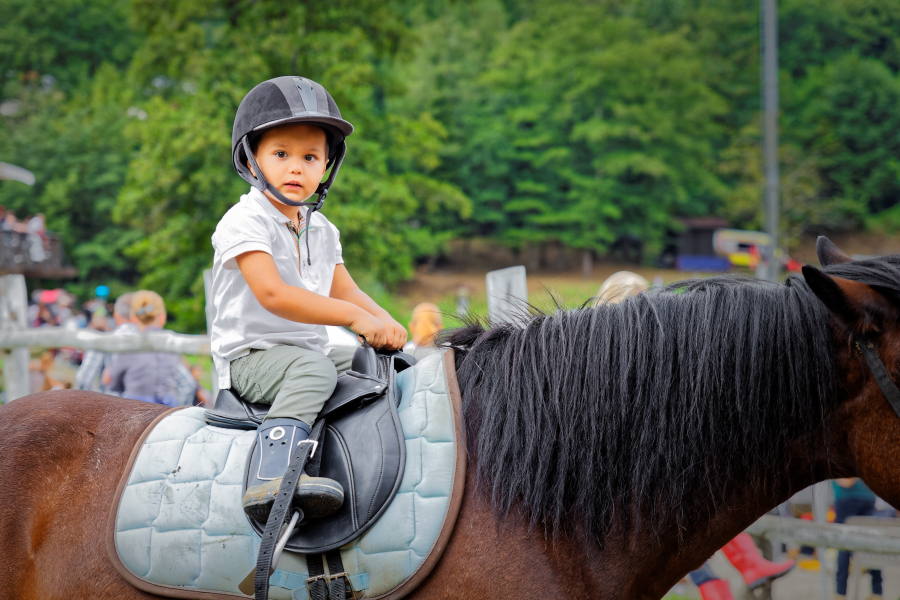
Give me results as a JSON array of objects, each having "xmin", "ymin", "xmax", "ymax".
[{"xmin": 713, "ymin": 229, "xmax": 773, "ymax": 268}]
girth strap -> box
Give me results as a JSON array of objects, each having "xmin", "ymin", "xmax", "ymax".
[
  {"xmin": 307, "ymin": 550, "xmax": 354, "ymax": 599},
  {"xmin": 855, "ymin": 336, "xmax": 900, "ymax": 419},
  {"xmin": 255, "ymin": 419, "xmax": 326, "ymax": 600}
]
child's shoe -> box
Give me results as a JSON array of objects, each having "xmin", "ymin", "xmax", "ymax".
[{"xmin": 243, "ymin": 419, "xmax": 344, "ymax": 522}]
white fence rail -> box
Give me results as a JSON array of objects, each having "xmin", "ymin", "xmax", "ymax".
[
  {"xmin": 747, "ymin": 514, "xmax": 900, "ymax": 553},
  {"xmin": 0, "ymin": 273, "xmax": 214, "ymax": 401},
  {"xmin": 0, "ymin": 328, "xmax": 210, "ymax": 355}
]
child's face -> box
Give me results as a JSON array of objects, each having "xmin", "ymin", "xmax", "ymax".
[{"xmin": 250, "ymin": 123, "xmax": 329, "ymax": 206}]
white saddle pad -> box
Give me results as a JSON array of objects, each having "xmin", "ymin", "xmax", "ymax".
[{"xmin": 108, "ymin": 352, "xmax": 463, "ymax": 599}]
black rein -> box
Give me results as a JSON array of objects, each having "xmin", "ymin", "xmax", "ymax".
[{"xmin": 855, "ymin": 335, "xmax": 900, "ymax": 419}]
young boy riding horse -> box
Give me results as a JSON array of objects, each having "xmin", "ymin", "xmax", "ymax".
[{"xmin": 210, "ymin": 77, "xmax": 407, "ymax": 522}]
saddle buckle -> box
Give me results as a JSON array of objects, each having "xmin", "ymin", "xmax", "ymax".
[
  {"xmin": 305, "ymin": 571, "xmax": 361, "ymax": 600},
  {"xmin": 297, "ymin": 438, "xmax": 318, "ymax": 458}
]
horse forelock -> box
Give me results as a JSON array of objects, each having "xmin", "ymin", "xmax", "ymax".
[{"xmin": 439, "ymin": 260, "xmax": 900, "ymax": 545}]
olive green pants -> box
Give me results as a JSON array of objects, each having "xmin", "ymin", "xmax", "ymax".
[{"xmin": 230, "ymin": 345, "xmax": 355, "ymax": 427}]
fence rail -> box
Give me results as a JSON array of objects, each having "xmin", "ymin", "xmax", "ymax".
[
  {"xmin": 747, "ymin": 514, "xmax": 900, "ymax": 553},
  {"xmin": 0, "ymin": 328, "xmax": 210, "ymax": 355}
]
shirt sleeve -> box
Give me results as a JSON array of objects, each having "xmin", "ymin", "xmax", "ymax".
[
  {"xmin": 332, "ymin": 221, "xmax": 344, "ymax": 265},
  {"xmin": 213, "ymin": 208, "xmax": 274, "ymax": 270}
]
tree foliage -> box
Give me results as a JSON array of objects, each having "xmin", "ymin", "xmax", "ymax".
[{"xmin": 2, "ymin": 0, "xmax": 899, "ymax": 329}]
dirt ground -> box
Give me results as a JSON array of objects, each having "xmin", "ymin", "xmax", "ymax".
[{"xmin": 393, "ymin": 232, "xmax": 900, "ymax": 317}]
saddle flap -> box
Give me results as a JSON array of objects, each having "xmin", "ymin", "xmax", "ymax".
[
  {"xmin": 206, "ymin": 388, "xmax": 262, "ymax": 430},
  {"xmin": 206, "ymin": 370, "xmax": 386, "ymax": 430},
  {"xmin": 244, "ymin": 355, "xmax": 407, "ymax": 554},
  {"xmin": 320, "ymin": 371, "xmax": 387, "ymax": 418}
]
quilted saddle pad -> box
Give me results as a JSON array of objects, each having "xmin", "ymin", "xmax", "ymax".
[{"xmin": 106, "ymin": 351, "xmax": 465, "ymax": 600}]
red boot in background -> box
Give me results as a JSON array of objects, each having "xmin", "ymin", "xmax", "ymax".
[
  {"xmin": 722, "ymin": 533, "xmax": 794, "ymax": 589},
  {"xmin": 697, "ymin": 579, "xmax": 734, "ymax": 600}
]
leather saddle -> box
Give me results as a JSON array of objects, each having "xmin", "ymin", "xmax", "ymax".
[{"xmin": 205, "ymin": 346, "xmax": 416, "ymax": 553}]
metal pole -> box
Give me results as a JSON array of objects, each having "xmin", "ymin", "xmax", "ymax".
[{"xmin": 762, "ymin": 0, "xmax": 780, "ymax": 281}]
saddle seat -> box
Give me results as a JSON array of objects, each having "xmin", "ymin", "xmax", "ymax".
[{"xmin": 205, "ymin": 346, "xmax": 416, "ymax": 554}]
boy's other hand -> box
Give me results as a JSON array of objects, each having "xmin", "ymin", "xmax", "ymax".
[
  {"xmin": 383, "ymin": 316, "xmax": 408, "ymax": 350},
  {"xmin": 351, "ymin": 312, "xmax": 388, "ymax": 348}
]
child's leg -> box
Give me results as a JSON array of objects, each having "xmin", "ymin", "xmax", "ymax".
[
  {"xmin": 232, "ymin": 345, "xmax": 343, "ymax": 521},
  {"xmin": 231, "ymin": 345, "xmax": 337, "ymax": 427},
  {"xmin": 326, "ymin": 348, "xmax": 355, "ymax": 374}
]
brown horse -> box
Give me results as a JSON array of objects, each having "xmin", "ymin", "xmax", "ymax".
[{"xmin": 3, "ymin": 237, "xmax": 900, "ymax": 599}]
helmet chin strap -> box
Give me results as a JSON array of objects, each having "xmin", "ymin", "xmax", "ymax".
[{"xmin": 243, "ymin": 138, "xmax": 347, "ymax": 265}]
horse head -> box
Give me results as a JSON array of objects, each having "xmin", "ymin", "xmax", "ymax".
[{"xmin": 803, "ymin": 236, "xmax": 900, "ymax": 507}]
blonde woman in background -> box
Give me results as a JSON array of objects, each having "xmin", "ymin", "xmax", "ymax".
[
  {"xmin": 105, "ymin": 291, "xmax": 196, "ymax": 406},
  {"xmin": 403, "ymin": 302, "xmax": 443, "ymax": 360},
  {"xmin": 595, "ymin": 271, "xmax": 649, "ymax": 305}
]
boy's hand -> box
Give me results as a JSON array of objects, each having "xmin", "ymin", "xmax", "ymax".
[
  {"xmin": 350, "ymin": 312, "xmax": 388, "ymax": 348},
  {"xmin": 382, "ymin": 315, "xmax": 408, "ymax": 350}
]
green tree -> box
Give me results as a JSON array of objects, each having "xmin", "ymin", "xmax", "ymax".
[
  {"xmin": 113, "ymin": 0, "xmax": 469, "ymax": 330},
  {"xmin": 403, "ymin": 0, "xmax": 728, "ymax": 258},
  {"xmin": 0, "ymin": 0, "xmax": 136, "ymax": 100},
  {"xmin": 786, "ymin": 53, "xmax": 900, "ymax": 216},
  {"xmin": 0, "ymin": 64, "xmax": 141, "ymax": 297}
]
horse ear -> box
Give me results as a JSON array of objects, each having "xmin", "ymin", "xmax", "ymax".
[
  {"xmin": 802, "ymin": 265, "xmax": 897, "ymax": 334},
  {"xmin": 817, "ymin": 236, "xmax": 853, "ymax": 267}
]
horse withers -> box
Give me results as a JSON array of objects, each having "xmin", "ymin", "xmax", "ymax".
[{"xmin": 2, "ymin": 236, "xmax": 900, "ymax": 599}]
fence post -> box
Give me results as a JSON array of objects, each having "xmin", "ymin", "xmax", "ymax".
[
  {"xmin": 486, "ymin": 266, "xmax": 528, "ymax": 325},
  {"xmin": 812, "ymin": 481, "xmax": 832, "ymax": 600},
  {"xmin": 203, "ymin": 269, "xmax": 219, "ymax": 399},
  {"xmin": 0, "ymin": 275, "xmax": 30, "ymax": 401}
]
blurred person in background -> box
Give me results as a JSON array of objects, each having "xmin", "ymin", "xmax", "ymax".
[
  {"xmin": 404, "ymin": 302, "xmax": 443, "ymax": 360},
  {"xmin": 56, "ymin": 292, "xmax": 75, "ymax": 325},
  {"xmin": 35, "ymin": 349, "xmax": 69, "ymax": 391},
  {"xmin": 1, "ymin": 209, "xmax": 21, "ymax": 232},
  {"xmin": 84, "ymin": 285, "xmax": 110, "ymax": 321},
  {"xmin": 74, "ymin": 292, "xmax": 138, "ymax": 393},
  {"xmin": 833, "ymin": 478, "xmax": 895, "ymax": 600},
  {"xmin": 594, "ymin": 271, "xmax": 649, "ymax": 306},
  {"xmin": 104, "ymin": 291, "xmax": 196, "ymax": 406},
  {"xmin": 25, "ymin": 213, "xmax": 46, "ymax": 262}
]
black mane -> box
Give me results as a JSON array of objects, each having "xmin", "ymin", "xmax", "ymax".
[{"xmin": 442, "ymin": 257, "xmax": 900, "ymax": 543}]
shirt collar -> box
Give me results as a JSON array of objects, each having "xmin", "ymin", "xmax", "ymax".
[{"xmin": 247, "ymin": 187, "xmax": 294, "ymax": 224}]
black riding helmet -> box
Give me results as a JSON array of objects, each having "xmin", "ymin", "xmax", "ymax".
[{"xmin": 232, "ymin": 76, "xmax": 354, "ymax": 264}]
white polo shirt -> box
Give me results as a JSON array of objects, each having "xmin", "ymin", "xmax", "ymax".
[{"xmin": 210, "ymin": 187, "xmax": 343, "ymax": 389}]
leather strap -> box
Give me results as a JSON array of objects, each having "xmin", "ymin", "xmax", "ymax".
[
  {"xmin": 326, "ymin": 550, "xmax": 346, "ymax": 599},
  {"xmin": 255, "ymin": 419, "xmax": 325, "ymax": 600},
  {"xmin": 306, "ymin": 551, "xmax": 351, "ymax": 600},
  {"xmin": 304, "ymin": 422, "xmax": 325, "ymax": 479},
  {"xmin": 307, "ymin": 554, "xmax": 328, "ymax": 600},
  {"xmin": 855, "ymin": 335, "xmax": 900, "ymax": 419}
]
